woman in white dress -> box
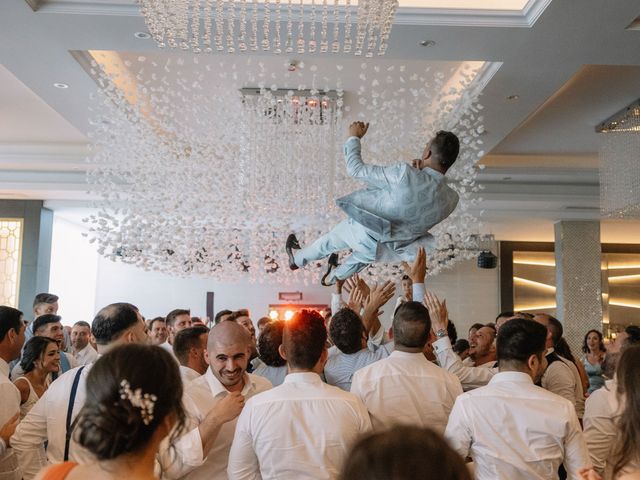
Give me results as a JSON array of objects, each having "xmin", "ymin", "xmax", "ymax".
[{"xmin": 13, "ymin": 336, "xmax": 59, "ymax": 419}]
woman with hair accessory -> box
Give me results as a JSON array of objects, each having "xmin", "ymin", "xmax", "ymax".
[
  {"xmin": 34, "ymin": 343, "xmax": 187, "ymax": 480},
  {"xmin": 13, "ymin": 337, "xmax": 59, "ymax": 419},
  {"xmin": 582, "ymin": 329, "xmax": 606, "ymax": 394}
]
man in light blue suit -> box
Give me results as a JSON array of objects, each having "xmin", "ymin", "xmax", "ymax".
[{"xmin": 287, "ymin": 121, "xmax": 460, "ymax": 285}]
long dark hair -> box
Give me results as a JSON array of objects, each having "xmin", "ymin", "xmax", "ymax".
[
  {"xmin": 582, "ymin": 329, "xmax": 606, "ymax": 354},
  {"xmin": 74, "ymin": 344, "xmax": 187, "ymax": 461},
  {"xmin": 612, "ymin": 345, "xmax": 640, "ymax": 477},
  {"xmin": 20, "ymin": 337, "xmax": 58, "ymax": 373}
]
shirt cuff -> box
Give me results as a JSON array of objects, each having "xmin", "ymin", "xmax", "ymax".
[
  {"xmin": 412, "ymin": 282, "xmax": 425, "ymax": 302},
  {"xmin": 433, "ymin": 336, "xmax": 453, "ymax": 354},
  {"xmin": 346, "ymin": 136, "xmax": 360, "ymax": 143}
]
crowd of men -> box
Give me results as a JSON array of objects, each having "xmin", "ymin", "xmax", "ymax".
[{"xmin": 1, "ymin": 253, "xmax": 639, "ymax": 480}]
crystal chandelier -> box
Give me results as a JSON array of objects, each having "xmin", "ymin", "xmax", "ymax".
[
  {"xmin": 137, "ymin": 0, "xmax": 398, "ymax": 57},
  {"xmin": 597, "ymin": 99, "xmax": 640, "ymax": 218},
  {"xmin": 84, "ymin": 52, "xmax": 486, "ymax": 283}
]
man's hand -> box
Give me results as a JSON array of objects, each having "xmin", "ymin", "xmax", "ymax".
[
  {"xmin": 343, "ymin": 273, "xmax": 370, "ymax": 298},
  {"xmin": 401, "ymin": 247, "xmax": 427, "ymax": 284},
  {"xmin": 0, "ymin": 412, "xmax": 19, "ymax": 447},
  {"xmin": 209, "ymin": 391, "xmax": 245, "ymax": 425},
  {"xmin": 335, "ymin": 278, "xmax": 344, "ymax": 295},
  {"xmin": 423, "ymin": 291, "xmax": 448, "ymax": 335},
  {"xmin": 347, "ymin": 286, "xmax": 365, "ymax": 313},
  {"xmin": 361, "ymin": 281, "xmax": 395, "ymax": 336},
  {"xmin": 577, "ymin": 469, "xmax": 602, "ymax": 480},
  {"xmin": 349, "ymin": 121, "xmax": 369, "ymax": 139}
]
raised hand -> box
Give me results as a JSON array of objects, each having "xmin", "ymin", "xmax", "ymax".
[
  {"xmin": 347, "ymin": 285, "xmax": 366, "ymax": 313},
  {"xmin": 423, "ymin": 291, "xmax": 448, "ymax": 335},
  {"xmin": 365, "ymin": 281, "xmax": 396, "ymax": 312},
  {"xmin": 401, "ymin": 247, "xmax": 426, "ymax": 283},
  {"xmin": 210, "ymin": 391, "xmax": 245, "ymax": 424},
  {"xmin": 349, "ymin": 121, "xmax": 369, "ymax": 139}
]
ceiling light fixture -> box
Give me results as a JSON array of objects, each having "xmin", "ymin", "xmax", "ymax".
[
  {"xmin": 53, "ymin": 83, "xmax": 69, "ymax": 89},
  {"xmin": 506, "ymin": 94, "xmax": 519, "ymax": 100},
  {"xmin": 419, "ymin": 40, "xmax": 436, "ymax": 47},
  {"xmin": 136, "ymin": 0, "xmax": 398, "ymax": 56},
  {"xmin": 134, "ymin": 31, "xmax": 152, "ymax": 39}
]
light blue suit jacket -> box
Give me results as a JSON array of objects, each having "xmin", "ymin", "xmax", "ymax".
[{"xmin": 336, "ymin": 137, "xmax": 459, "ymax": 260}]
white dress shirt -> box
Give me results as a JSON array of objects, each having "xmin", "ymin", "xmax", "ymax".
[
  {"xmin": 445, "ymin": 371, "xmax": 591, "ymax": 480},
  {"xmin": 227, "ymin": 372, "xmax": 372, "ymax": 480},
  {"xmin": 72, "ymin": 345, "xmax": 98, "ymax": 366},
  {"xmin": 350, "ymin": 350, "xmax": 462, "ymax": 433},
  {"xmin": 583, "ymin": 379, "xmax": 620, "ymax": 476},
  {"xmin": 179, "ymin": 366, "xmax": 202, "ymax": 384},
  {"xmin": 161, "ymin": 369, "xmax": 272, "ymax": 480},
  {"xmin": 0, "ymin": 358, "xmax": 21, "ymax": 480},
  {"xmin": 542, "ymin": 349, "xmax": 584, "ymax": 418},
  {"xmin": 433, "ymin": 336, "xmax": 497, "ymax": 390},
  {"xmin": 11, "ymin": 365, "xmax": 94, "ymax": 479}
]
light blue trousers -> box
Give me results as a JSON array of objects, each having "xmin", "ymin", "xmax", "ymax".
[{"xmin": 294, "ymin": 218, "xmax": 378, "ymax": 284}]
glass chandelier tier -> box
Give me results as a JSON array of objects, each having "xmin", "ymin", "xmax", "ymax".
[
  {"xmin": 85, "ymin": 53, "xmax": 486, "ymax": 283},
  {"xmin": 137, "ymin": 0, "xmax": 398, "ymax": 57}
]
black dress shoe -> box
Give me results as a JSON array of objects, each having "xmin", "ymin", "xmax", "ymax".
[
  {"xmin": 286, "ymin": 234, "xmax": 301, "ymax": 270},
  {"xmin": 321, "ymin": 253, "xmax": 339, "ymax": 286}
]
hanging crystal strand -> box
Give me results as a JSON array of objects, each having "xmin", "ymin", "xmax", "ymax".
[
  {"xmin": 354, "ymin": 0, "xmax": 368, "ymax": 56},
  {"xmin": 203, "ymin": 0, "xmax": 213, "ymax": 52},
  {"xmin": 250, "ymin": 0, "xmax": 259, "ymax": 50},
  {"xmin": 308, "ymin": 0, "xmax": 316, "ymax": 53},
  {"xmin": 377, "ymin": 0, "xmax": 397, "ymax": 55},
  {"xmin": 320, "ymin": 0, "xmax": 329, "ymax": 52},
  {"xmin": 177, "ymin": 0, "xmax": 190, "ymax": 49},
  {"xmin": 274, "ymin": 0, "xmax": 282, "ymax": 53},
  {"xmin": 262, "ymin": 0, "xmax": 271, "ymax": 50},
  {"xmin": 214, "ymin": 0, "xmax": 224, "ymax": 50},
  {"xmin": 227, "ymin": 0, "xmax": 236, "ymax": 52},
  {"xmin": 191, "ymin": 0, "xmax": 201, "ymax": 52},
  {"xmin": 285, "ymin": 0, "xmax": 293, "ymax": 52},
  {"xmin": 343, "ymin": 0, "xmax": 352, "ymax": 53},
  {"xmin": 296, "ymin": 0, "xmax": 305, "ymax": 53},
  {"xmin": 238, "ymin": 0, "xmax": 248, "ymax": 50},
  {"xmin": 140, "ymin": 0, "xmax": 166, "ymax": 48},
  {"xmin": 331, "ymin": 0, "xmax": 340, "ymax": 53},
  {"xmin": 365, "ymin": 0, "xmax": 380, "ymax": 57}
]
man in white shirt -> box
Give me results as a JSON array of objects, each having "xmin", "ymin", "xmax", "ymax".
[
  {"xmin": 11, "ymin": 303, "xmax": 150, "ymax": 479},
  {"xmin": 583, "ymin": 325, "xmax": 640, "ymax": 475},
  {"xmin": 324, "ymin": 281, "xmax": 395, "ymax": 390},
  {"xmin": 227, "ymin": 309, "xmax": 371, "ymax": 480},
  {"xmin": 533, "ymin": 314, "xmax": 584, "ymax": 418},
  {"xmin": 465, "ymin": 324, "xmax": 497, "ymax": 367},
  {"xmin": 445, "ymin": 318, "xmax": 591, "ymax": 480},
  {"xmin": 70, "ymin": 321, "xmax": 98, "ymax": 366},
  {"xmin": 0, "ymin": 306, "xmax": 26, "ymax": 480},
  {"xmin": 173, "ymin": 325, "xmax": 210, "ymax": 384},
  {"xmin": 160, "ymin": 308, "xmax": 192, "ymax": 356},
  {"xmin": 161, "ymin": 320, "xmax": 271, "ymax": 480},
  {"xmin": 148, "ymin": 317, "xmax": 168, "ymax": 345},
  {"xmin": 351, "ymin": 301, "xmax": 462, "ymax": 433}
]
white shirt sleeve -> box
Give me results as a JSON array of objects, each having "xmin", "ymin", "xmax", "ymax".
[
  {"xmin": 412, "ymin": 283, "xmax": 425, "ymax": 303},
  {"xmin": 157, "ymin": 427, "xmax": 205, "ymax": 479},
  {"xmin": 562, "ymin": 411, "xmax": 592, "ymax": 479},
  {"xmin": 0, "ymin": 439, "xmax": 5, "ymax": 458},
  {"xmin": 444, "ymin": 397, "xmax": 472, "ymax": 459},
  {"xmin": 433, "ymin": 337, "xmax": 495, "ymax": 390},
  {"xmin": 227, "ymin": 403, "xmax": 260, "ymax": 480},
  {"xmin": 330, "ymin": 293, "xmax": 344, "ymax": 316},
  {"xmin": 542, "ymin": 361, "xmax": 577, "ymax": 406},
  {"xmin": 583, "ymin": 390, "xmax": 616, "ymax": 474},
  {"xmin": 10, "ymin": 392, "xmax": 48, "ymax": 480}
]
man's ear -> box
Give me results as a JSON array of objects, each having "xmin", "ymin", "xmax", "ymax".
[
  {"xmin": 278, "ymin": 344, "xmax": 287, "ymax": 361},
  {"xmin": 527, "ymin": 353, "xmax": 538, "ymax": 373}
]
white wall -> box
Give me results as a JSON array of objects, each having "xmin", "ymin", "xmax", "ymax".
[{"xmin": 51, "ymin": 215, "xmax": 500, "ymax": 335}]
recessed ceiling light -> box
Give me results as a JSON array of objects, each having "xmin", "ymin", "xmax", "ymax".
[
  {"xmin": 134, "ymin": 31, "xmax": 152, "ymax": 39},
  {"xmin": 53, "ymin": 83, "xmax": 69, "ymax": 89},
  {"xmin": 506, "ymin": 94, "xmax": 520, "ymax": 101},
  {"xmin": 419, "ymin": 40, "xmax": 436, "ymax": 47}
]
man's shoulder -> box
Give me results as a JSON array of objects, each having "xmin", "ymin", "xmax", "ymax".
[{"xmin": 585, "ymin": 383, "xmax": 617, "ymax": 415}]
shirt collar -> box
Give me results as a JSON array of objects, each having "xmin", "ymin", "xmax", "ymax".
[
  {"xmin": 489, "ymin": 371, "xmax": 534, "ymax": 385},
  {"xmin": 422, "ymin": 167, "xmax": 445, "ymax": 180},
  {"xmin": 0, "ymin": 358, "xmax": 10, "ymax": 379},
  {"xmin": 283, "ymin": 372, "xmax": 323, "ymax": 384},
  {"xmin": 546, "ymin": 347, "xmax": 555, "ymax": 355},
  {"xmin": 204, "ymin": 368, "xmax": 255, "ymax": 397},
  {"xmin": 390, "ymin": 350, "xmax": 426, "ymax": 359}
]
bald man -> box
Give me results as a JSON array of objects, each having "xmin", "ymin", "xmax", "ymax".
[{"xmin": 161, "ymin": 321, "xmax": 272, "ymax": 480}]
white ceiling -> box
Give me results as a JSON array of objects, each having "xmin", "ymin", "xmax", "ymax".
[{"xmin": 1, "ymin": 0, "xmax": 640, "ymax": 241}]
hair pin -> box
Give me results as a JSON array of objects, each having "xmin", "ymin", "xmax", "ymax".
[{"xmin": 119, "ymin": 379, "xmax": 158, "ymax": 425}]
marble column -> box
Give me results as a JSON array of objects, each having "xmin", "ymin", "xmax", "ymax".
[{"xmin": 554, "ymin": 220, "xmax": 603, "ymax": 355}]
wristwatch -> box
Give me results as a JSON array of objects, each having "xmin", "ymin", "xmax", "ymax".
[{"xmin": 435, "ymin": 328, "xmax": 447, "ymax": 339}]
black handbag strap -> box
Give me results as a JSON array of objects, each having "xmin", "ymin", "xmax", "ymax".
[{"xmin": 63, "ymin": 366, "xmax": 86, "ymax": 461}]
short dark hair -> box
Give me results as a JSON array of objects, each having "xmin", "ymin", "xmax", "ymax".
[
  {"xmin": 32, "ymin": 314, "xmax": 62, "ymax": 335},
  {"xmin": 166, "ymin": 309, "xmax": 190, "ymax": 327},
  {"xmin": 495, "ymin": 312, "xmax": 515, "ymax": 322},
  {"xmin": 283, "ymin": 310, "xmax": 327, "ymax": 369},
  {"xmin": 340, "ymin": 425, "xmax": 472, "ymax": 480},
  {"xmin": 544, "ymin": 314, "xmax": 563, "ymax": 344},
  {"xmin": 497, "ymin": 318, "xmax": 547, "ymax": 364},
  {"xmin": 91, "ymin": 303, "xmax": 140, "ymax": 346},
  {"xmin": 447, "ymin": 319, "xmax": 458, "ymax": 344},
  {"xmin": 431, "ymin": 131, "xmax": 460, "ymax": 170},
  {"xmin": 214, "ymin": 309, "xmax": 232, "ymax": 324},
  {"xmin": 148, "ymin": 317, "xmax": 166, "ymax": 330},
  {"xmin": 33, "ymin": 293, "xmax": 58, "ymax": 309},
  {"xmin": 258, "ymin": 320, "xmax": 286, "ymax": 367},
  {"xmin": 392, "ymin": 302, "xmax": 431, "ymax": 349},
  {"xmin": 173, "ymin": 325, "xmax": 209, "ymax": 364},
  {"xmin": 256, "ymin": 316, "xmax": 271, "ymax": 329},
  {"xmin": 469, "ymin": 323, "xmax": 484, "ymax": 332},
  {"xmin": 0, "ymin": 306, "xmax": 23, "ymax": 341},
  {"xmin": 623, "ymin": 325, "xmax": 640, "ymax": 347},
  {"xmin": 329, "ymin": 308, "xmax": 364, "ymax": 355},
  {"xmin": 20, "ymin": 336, "xmax": 58, "ymax": 373},
  {"xmin": 73, "ymin": 321, "xmax": 91, "ymax": 330},
  {"xmin": 74, "ymin": 344, "xmax": 187, "ymax": 461},
  {"xmin": 453, "ymin": 339, "xmax": 470, "ymax": 355},
  {"xmin": 226, "ymin": 310, "xmax": 250, "ymax": 323}
]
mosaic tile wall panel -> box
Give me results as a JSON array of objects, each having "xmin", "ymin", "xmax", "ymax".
[{"xmin": 0, "ymin": 219, "xmax": 23, "ymax": 307}]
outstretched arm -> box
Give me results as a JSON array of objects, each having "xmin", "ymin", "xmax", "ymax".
[{"xmin": 344, "ymin": 122, "xmax": 406, "ymax": 188}]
